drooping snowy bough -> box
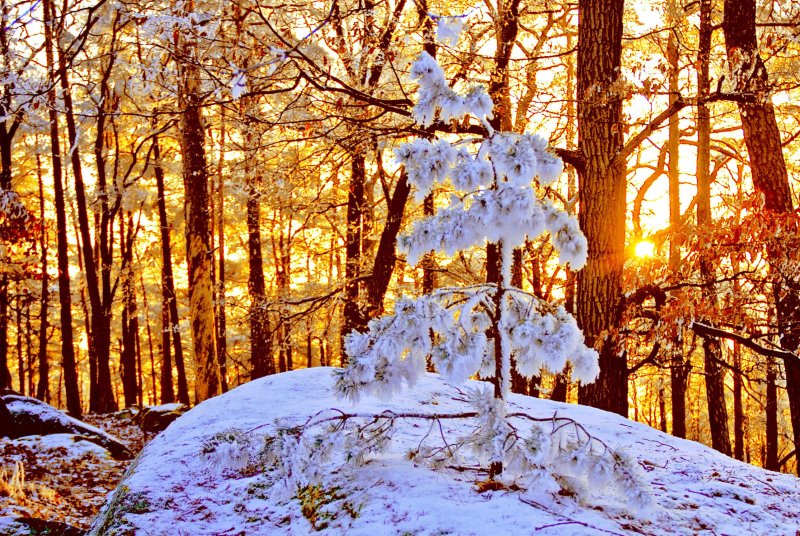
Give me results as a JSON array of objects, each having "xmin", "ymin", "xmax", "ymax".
[{"xmin": 204, "ymin": 49, "xmax": 651, "ymax": 512}]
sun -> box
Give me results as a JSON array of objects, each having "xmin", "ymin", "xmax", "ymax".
[{"xmin": 634, "ymin": 240, "xmax": 655, "ymax": 258}]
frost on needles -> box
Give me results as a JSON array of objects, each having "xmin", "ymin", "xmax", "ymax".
[
  {"xmin": 203, "ymin": 50, "xmax": 652, "ymax": 514},
  {"xmin": 336, "ymin": 49, "xmax": 597, "ymax": 411}
]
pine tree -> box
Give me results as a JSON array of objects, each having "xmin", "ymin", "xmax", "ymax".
[{"xmin": 336, "ymin": 50, "xmax": 599, "ymax": 478}]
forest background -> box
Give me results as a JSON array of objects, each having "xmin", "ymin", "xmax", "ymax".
[{"xmin": 1, "ymin": 0, "xmax": 799, "ymax": 477}]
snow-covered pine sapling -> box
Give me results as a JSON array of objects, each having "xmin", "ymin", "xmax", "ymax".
[
  {"xmin": 203, "ymin": 43, "xmax": 652, "ymax": 515},
  {"xmin": 335, "ymin": 50, "xmax": 598, "ymax": 479}
]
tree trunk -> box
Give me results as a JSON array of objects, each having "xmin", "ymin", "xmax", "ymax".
[
  {"xmin": 421, "ymin": 193, "xmax": 436, "ymax": 295},
  {"xmin": 158, "ymin": 284, "xmax": 173, "ymax": 405},
  {"xmin": 702, "ymin": 337, "xmax": 731, "ymax": 455},
  {"xmin": 140, "ymin": 271, "xmax": 158, "ymax": 405},
  {"xmin": 244, "ymin": 111, "xmax": 274, "ymax": 379},
  {"xmin": 336, "ymin": 0, "xmax": 416, "ymax": 340},
  {"xmin": 667, "ymin": 6, "xmax": 688, "ymax": 440},
  {"xmin": 0, "ymin": 150, "xmax": 8, "ymax": 389},
  {"xmin": 341, "ymin": 152, "xmax": 367, "ymax": 352},
  {"xmin": 44, "ymin": 0, "xmax": 80, "ymax": 417},
  {"xmin": 576, "ymin": 0, "xmax": 628, "ymax": 416},
  {"xmin": 487, "ymin": 0, "xmax": 520, "ymax": 133},
  {"xmin": 550, "ymin": 377, "xmax": 568, "ymax": 403},
  {"xmin": 0, "ymin": 286, "xmax": 7, "ymax": 390},
  {"xmin": 53, "ymin": 6, "xmax": 115, "ymax": 412},
  {"xmin": 0, "ymin": 0, "xmax": 22, "ymax": 393},
  {"xmin": 15, "ymin": 288, "xmax": 23, "ymax": 394},
  {"xmin": 483, "ymin": 0, "xmax": 521, "ymax": 285},
  {"xmin": 306, "ymin": 326, "xmax": 313, "ymax": 369},
  {"xmin": 671, "ymin": 359, "xmax": 689, "ymax": 438},
  {"xmin": 246, "ymin": 217, "xmax": 273, "ymax": 378},
  {"xmin": 362, "ymin": 172, "xmax": 410, "ymax": 321},
  {"xmin": 214, "ymin": 124, "xmax": 228, "ymax": 392},
  {"xmin": 153, "ymin": 137, "xmax": 182, "ymax": 404},
  {"xmin": 696, "ymin": 0, "xmax": 731, "ymax": 456},
  {"xmin": 723, "ymin": 0, "xmax": 799, "ymax": 471},
  {"xmin": 765, "ymin": 356, "xmax": 779, "ymax": 470},
  {"xmin": 658, "ymin": 383, "xmax": 668, "ymax": 433},
  {"xmin": 732, "ymin": 341, "xmax": 745, "ymax": 461},
  {"xmin": 25, "ymin": 296, "xmax": 33, "ymax": 396},
  {"xmin": 489, "ymin": 240, "xmax": 510, "ymax": 478},
  {"xmin": 93, "ymin": 23, "xmax": 119, "ymax": 414},
  {"xmin": 275, "ymin": 229, "xmax": 292, "ymax": 373},
  {"xmin": 176, "ymin": 0, "xmax": 220, "ymax": 402},
  {"xmin": 135, "ymin": 310, "xmax": 144, "ymax": 406},
  {"xmin": 36, "ymin": 153, "xmax": 49, "ymax": 402},
  {"xmin": 510, "ymin": 249, "xmax": 529, "ymax": 395},
  {"xmin": 284, "ymin": 339, "xmax": 293, "ymax": 372},
  {"xmin": 554, "ymin": 45, "xmax": 578, "ymax": 404},
  {"xmin": 119, "ymin": 212, "xmax": 139, "ymax": 408}
]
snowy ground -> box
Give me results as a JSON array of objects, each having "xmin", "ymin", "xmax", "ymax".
[{"xmin": 91, "ymin": 368, "xmax": 800, "ymax": 535}]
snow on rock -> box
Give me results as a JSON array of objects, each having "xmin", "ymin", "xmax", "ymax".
[
  {"xmin": 144, "ymin": 403, "xmax": 185, "ymax": 413},
  {"xmin": 132, "ymin": 402, "xmax": 188, "ymax": 435},
  {"xmin": 90, "ymin": 368, "xmax": 800, "ymax": 535},
  {"xmin": 2, "ymin": 394, "xmax": 131, "ymax": 459},
  {"xmin": 11, "ymin": 433, "xmax": 113, "ymax": 459}
]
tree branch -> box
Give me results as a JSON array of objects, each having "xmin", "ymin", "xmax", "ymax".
[
  {"xmin": 690, "ymin": 321, "xmax": 799, "ymax": 363},
  {"xmin": 609, "ymin": 87, "xmax": 759, "ymax": 170},
  {"xmin": 612, "ymin": 96, "xmax": 687, "ymax": 168},
  {"xmin": 628, "ymin": 341, "xmax": 662, "ymax": 375},
  {"xmin": 553, "ymin": 148, "xmax": 585, "ymax": 173},
  {"xmin": 779, "ymin": 449, "xmax": 796, "ymax": 469}
]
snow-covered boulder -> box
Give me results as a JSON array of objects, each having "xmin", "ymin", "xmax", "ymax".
[
  {"xmin": 1, "ymin": 394, "xmax": 131, "ymax": 459},
  {"xmin": 90, "ymin": 368, "xmax": 800, "ymax": 535},
  {"xmin": 132, "ymin": 402, "xmax": 188, "ymax": 436}
]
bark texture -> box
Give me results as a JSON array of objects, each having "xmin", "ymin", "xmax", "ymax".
[
  {"xmin": 341, "ymin": 152, "xmax": 367, "ymax": 355},
  {"xmin": 576, "ymin": 0, "xmax": 628, "ymax": 416},
  {"xmin": 177, "ymin": 3, "xmax": 220, "ymax": 402}
]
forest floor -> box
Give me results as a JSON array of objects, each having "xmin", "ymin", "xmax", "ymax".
[{"xmin": 0, "ymin": 412, "xmax": 146, "ymax": 531}]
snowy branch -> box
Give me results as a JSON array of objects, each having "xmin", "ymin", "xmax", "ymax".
[{"xmin": 690, "ymin": 321, "xmax": 799, "ymax": 363}]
